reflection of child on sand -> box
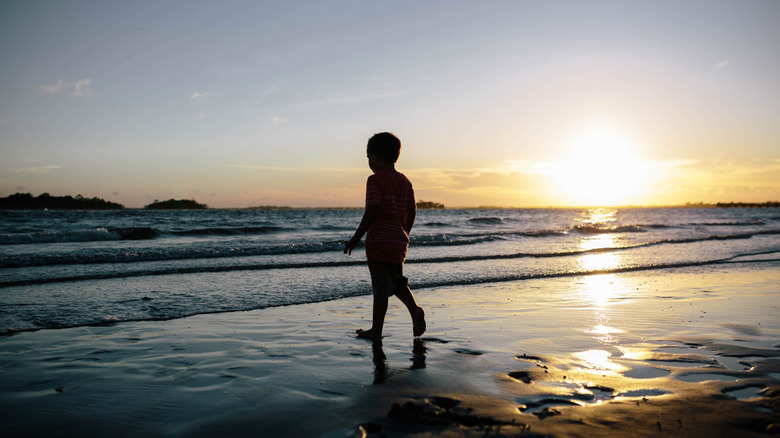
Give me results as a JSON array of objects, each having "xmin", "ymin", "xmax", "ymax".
[{"xmin": 345, "ymin": 132, "xmax": 426, "ymax": 343}]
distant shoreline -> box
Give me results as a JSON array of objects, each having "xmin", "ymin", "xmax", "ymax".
[
  {"xmin": 1, "ymin": 192, "xmax": 778, "ymax": 210},
  {"xmin": 2, "ymin": 204, "xmax": 780, "ymax": 211}
]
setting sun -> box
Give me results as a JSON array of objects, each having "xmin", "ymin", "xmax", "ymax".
[{"xmin": 552, "ymin": 125, "xmax": 649, "ymax": 206}]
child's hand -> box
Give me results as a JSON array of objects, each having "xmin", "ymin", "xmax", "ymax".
[{"xmin": 344, "ymin": 236, "xmax": 360, "ymax": 255}]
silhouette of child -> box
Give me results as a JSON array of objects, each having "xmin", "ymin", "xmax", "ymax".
[{"xmin": 345, "ymin": 132, "xmax": 425, "ymax": 342}]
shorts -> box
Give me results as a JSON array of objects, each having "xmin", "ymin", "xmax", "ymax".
[
  {"xmin": 368, "ymin": 258, "xmax": 408, "ymax": 298},
  {"xmin": 365, "ymin": 240, "xmax": 407, "ymax": 264}
]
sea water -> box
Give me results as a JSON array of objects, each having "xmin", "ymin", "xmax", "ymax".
[{"xmin": 1, "ymin": 207, "xmax": 779, "ymax": 333}]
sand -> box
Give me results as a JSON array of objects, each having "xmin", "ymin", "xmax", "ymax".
[{"xmin": 1, "ymin": 263, "xmax": 779, "ymax": 437}]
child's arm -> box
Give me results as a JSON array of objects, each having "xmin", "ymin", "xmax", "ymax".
[
  {"xmin": 344, "ymin": 205, "xmax": 380, "ymax": 255},
  {"xmin": 405, "ymin": 208, "xmax": 416, "ymax": 234}
]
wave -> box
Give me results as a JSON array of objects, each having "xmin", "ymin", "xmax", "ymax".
[
  {"xmin": 170, "ymin": 226, "xmax": 290, "ymax": 236},
  {"xmin": 652, "ymin": 228, "xmax": 780, "ymax": 243},
  {"xmin": 430, "ymin": 229, "xmax": 566, "ymax": 239},
  {"xmin": 315, "ymin": 225, "xmax": 355, "ymax": 231},
  {"xmin": 464, "ymin": 223, "xmax": 673, "ymax": 238},
  {"xmin": 0, "ymin": 233, "xmax": 501, "ymax": 268},
  {"xmin": 568, "ymin": 219, "xmax": 766, "ymax": 234},
  {"xmin": 468, "ymin": 217, "xmax": 505, "ymax": 224},
  {"xmin": 422, "ymin": 222, "xmax": 451, "ymax": 227},
  {"xmin": 0, "ymin": 224, "xmax": 301, "ymax": 245},
  {"xmin": 570, "ymin": 224, "xmax": 646, "ymax": 234},
  {"xmin": 0, "ymin": 241, "xmax": 346, "ymax": 268},
  {"xmin": 4, "ymin": 232, "xmax": 779, "ymax": 288},
  {"xmin": 2, "ymin": 216, "xmax": 767, "ymax": 247},
  {"xmin": 686, "ymin": 220, "xmax": 765, "ymax": 227},
  {"xmin": 637, "ymin": 224, "xmax": 674, "ymax": 229},
  {"xmin": 4, "ymin": 256, "xmax": 778, "ymax": 335},
  {"xmin": 0, "ymin": 227, "xmax": 157, "ymax": 245},
  {"xmin": 3, "ymin": 227, "xmax": 779, "ymax": 270},
  {"xmin": 409, "ymin": 256, "xmax": 780, "ymax": 290},
  {"xmin": 411, "ymin": 234, "xmax": 498, "ymax": 246}
]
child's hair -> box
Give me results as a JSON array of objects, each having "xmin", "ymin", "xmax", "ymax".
[{"xmin": 367, "ymin": 132, "xmax": 401, "ymax": 163}]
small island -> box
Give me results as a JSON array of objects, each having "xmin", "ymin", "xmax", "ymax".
[
  {"xmin": 0, "ymin": 193, "xmax": 124, "ymax": 210},
  {"xmin": 416, "ymin": 200, "xmax": 445, "ymax": 209},
  {"xmin": 144, "ymin": 199, "xmax": 209, "ymax": 210}
]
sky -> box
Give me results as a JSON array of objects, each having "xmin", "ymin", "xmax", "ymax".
[{"xmin": 1, "ymin": 0, "xmax": 779, "ymax": 208}]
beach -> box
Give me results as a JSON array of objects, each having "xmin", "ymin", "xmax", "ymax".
[
  {"xmin": 2, "ymin": 262, "xmax": 778, "ymax": 437},
  {"xmin": 4, "ymin": 1, "xmax": 780, "ymax": 434}
]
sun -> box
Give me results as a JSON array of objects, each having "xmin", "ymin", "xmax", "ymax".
[{"xmin": 551, "ymin": 125, "xmax": 648, "ymax": 206}]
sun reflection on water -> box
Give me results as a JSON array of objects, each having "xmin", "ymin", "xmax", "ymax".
[
  {"xmin": 573, "ymin": 349, "xmax": 628, "ymax": 374},
  {"xmin": 579, "ymin": 248, "xmax": 621, "ymax": 273},
  {"xmin": 574, "ymin": 209, "xmax": 632, "ymax": 306},
  {"xmin": 587, "ymin": 325, "xmax": 623, "ymax": 335},
  {"xmin": 578, "ymin": 208, "xmax": 618, "ymax": 226},
  {"xmin": 577, "ymin": 274, "xmax": 623, "ymax": 307},
  {"xmin": 576, "ymin": 208, "xmax": 623, "ymax": 273},
  {"xmin": 571, "ymin": 209, "xmax": 634, "ymax": 375}
]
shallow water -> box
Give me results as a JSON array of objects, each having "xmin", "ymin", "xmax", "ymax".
[
  {"xmin": 1, "ymin": 207, "xmax": 779, "ymax": 332},
  {"xmin": 0, "ymin": 263, "xmax": 778, "ymax": 437}
]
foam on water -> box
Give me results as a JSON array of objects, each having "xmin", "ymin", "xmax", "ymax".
[{"xmin": 1, "ymin": 207, "xmax": 779, "ymax": 333}]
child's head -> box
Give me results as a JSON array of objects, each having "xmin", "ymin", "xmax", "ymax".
[{"xmin": 367, "ymin": 132, "xmax": 401, "ymax": 163}]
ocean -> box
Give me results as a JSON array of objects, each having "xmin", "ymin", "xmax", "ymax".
[{"xmin": 1, "ymin": 207, "xmax": 779, "ymax": 334}]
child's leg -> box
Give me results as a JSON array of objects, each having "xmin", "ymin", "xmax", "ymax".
[
  {"xmin": 357, "ymin": 261, "xmax": 393, "ymax": 341},
  {"xmin": 369, "ymin": 290, "xmax": 389, "ymax": 336},
  {"xmin": 395, "ymin": 284, "xmax": 425, "ymax": 337},
  {"xmin": 393, "ymin": 270, "xmax": 425, "ymax": 337}
]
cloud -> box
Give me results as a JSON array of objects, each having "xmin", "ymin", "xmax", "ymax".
[
  {"xmin": 713, "ymin": 59, "xmax": 731, "ymax": 70},
  {"xmin": 6, "ymin": 165, "xmax": 61, "ymax": 174},
  {"xmin": 37, "ymin": 80, "xmax": 68, "ymax": 94},
  {"xmin": 71, "ymin": 79, "xmax": 92, "ymax": 97},
  {"xmin": 38, "ymin": 79, "xmax": 92, "ymax": 97},
  {"xmin": 191, "ymin": 91, "xmax": 209, "ymax": 99},
  {"xmin": 271, "ymin": 116, "xmax": 287, "ymax": 125}
]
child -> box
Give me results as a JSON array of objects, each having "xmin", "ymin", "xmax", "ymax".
[{"xmin": 344, "ymin": 132, "xmax": 425, "ymax": 342}]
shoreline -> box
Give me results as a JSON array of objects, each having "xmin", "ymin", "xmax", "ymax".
[
  {"xmin": 4, "ymin": 258, "xmax": 779, "ymax": 336},
  {"xmin": 1, "ymin": 263, "xmax": 778, "ymax": 436},
  {"xmin": 3, "ymin": 203, "xmax": 780, "ymax": 211}
]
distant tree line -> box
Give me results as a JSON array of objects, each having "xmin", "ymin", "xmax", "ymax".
[
  {"xmin": 0, "ymin": 193, "xmax": 124, "ymax": 210},
  {"xmin": 144, "ymin": 199, "xmax": 209, "ymax": 209},
  {"xmin": 416, "ymin": 200, "xmax": 445, "ymax": 209},
  {"xmin": 716, "ymin": 202, "xmax": 780, "ymax": 208}
]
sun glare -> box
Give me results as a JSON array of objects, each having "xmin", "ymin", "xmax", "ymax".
[
  {"xmin": 573, "ymin": 349, "xmax": 628, "ymax": 374},
  {"xmin": 552, "ymin": 125, "xmax": 648, "ymax": 206}
]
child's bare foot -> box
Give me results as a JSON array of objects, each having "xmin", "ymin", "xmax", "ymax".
[
  {"xmin": 412, "ymin": 307, "xmax": 426, "ymax": 337},
  {"xmin": 356, "ymin": 328, "xmax": 381, "ymax": 342}
]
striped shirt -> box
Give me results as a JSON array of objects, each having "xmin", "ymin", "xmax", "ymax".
[{"xmin": 365, "ymin": 171, "xmax": 416, "ymax": 263}]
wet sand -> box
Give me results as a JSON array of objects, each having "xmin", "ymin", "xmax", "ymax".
[{"xmin": 1, "ymin": 263, "xmax": 779, "ymax": 437}]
